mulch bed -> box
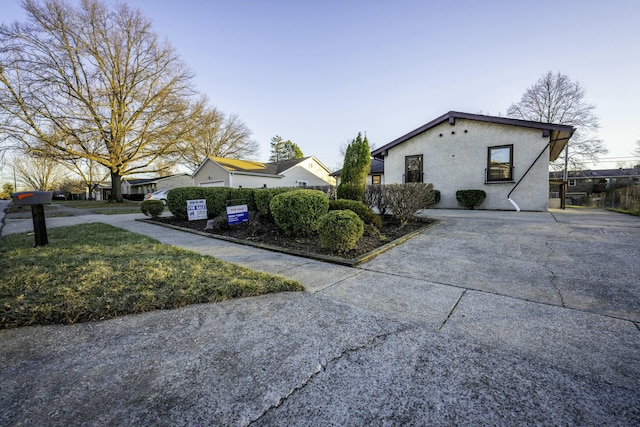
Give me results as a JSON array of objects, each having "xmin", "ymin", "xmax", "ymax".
[{"xmin": 148, "ymin": 215, "xmax": 436, "ymax": 262}]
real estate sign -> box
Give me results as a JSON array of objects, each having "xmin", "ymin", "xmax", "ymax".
[
  {"xmin": 187, "ymin": 199, "xmax": 207, "ymax": 221},
  {"xmin": 226, "ymin": 204, "xmax": 249, "ymax": 225}
]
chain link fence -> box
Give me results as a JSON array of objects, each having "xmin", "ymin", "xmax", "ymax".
[{"xmin": 584, "ymin": 185, "xmax": 640, "ymax": 213}]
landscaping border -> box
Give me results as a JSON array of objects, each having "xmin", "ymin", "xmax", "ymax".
[{"xmin": 137, "ymin": 218, "xmax": 440, "ymax": 267}]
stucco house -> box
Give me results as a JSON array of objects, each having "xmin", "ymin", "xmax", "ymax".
[
  {"xmin": 192, "ymin": 156, "xmax": 336, "ymax": 188},
  {"xmin": 371, "ymin": 111, "xmax": 575, "ymax": 211}
]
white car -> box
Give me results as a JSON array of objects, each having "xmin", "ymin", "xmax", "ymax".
[{"xmin": 145, "ymin": 189, "xmax": 169, "ymax": 205}]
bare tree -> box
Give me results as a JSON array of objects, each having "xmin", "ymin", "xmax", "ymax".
[
  {"xmin": 507, "ymin": 71, "xmax": 607, "ymax": 172},
  {"xmin": 0, "ymin": 0, "xmax": 196, "ymax": 201},
  {"xmin": 12, "ymin": 150, "xmax": 67, "ymax": 191},
  {"xmin": 634, "ymin": 141, "xmax": 640, "ymax": 157},
  {"xmin": 180, "ymin": 96, "xmax": 258, "ymax": 172}
]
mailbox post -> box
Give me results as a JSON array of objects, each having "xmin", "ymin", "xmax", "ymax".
[{"xmin": 11, "ymin": 191, "xmax": 53, "ymax": 246}]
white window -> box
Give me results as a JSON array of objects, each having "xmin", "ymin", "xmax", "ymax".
[{"xmin": 568, "ymin": 179, "xmax": 576, "ymax": 186}]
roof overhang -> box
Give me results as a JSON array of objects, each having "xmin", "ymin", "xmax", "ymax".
[{"xmin": 371, "ymin": 111, "xmax": 576, "ymax": 161}]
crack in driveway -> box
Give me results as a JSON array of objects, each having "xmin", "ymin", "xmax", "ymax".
[{"xmin": 246, "ymin": 325, "xmax": 412, "ymax": 426}]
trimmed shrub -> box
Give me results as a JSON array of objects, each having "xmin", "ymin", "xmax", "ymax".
[
  {"xmin": 365, "ymin": 185, "xmax": 388, "ymax": 216},
  {"xmin": 336, "ymin": 182, "xmax": 365, "ymax": 202},
  {"xmin": 270, "ymin": 189, "xmax": 329, "ymax": 236},
  {"xmin": 456, "ymin": 190, "xmax": 486, "ymax": 209},
  {"xmin": 254, "ymin": 187, "xmax": 296, "ymax": 219},
  {"xmin": 168, "ymin": 187, "xmax": 236, "ymax": 219},
  {"xmin": 140, "ymin": 200, "xmax": 164, "ymax": 218},
  {"xmin": 307, "ymin": 185, "xmax": 337, "ymax": 201},
  {"xmin": 228, "ymin": 187, "xmax": 257, "ymax": 212},
  {"xmin": 329, "ymin": 199, "xmax": 382, "ymax": 229},
  {"xmin": 385, "ymin": 183, "xmax": 436, "ymax": 225},
  {"xmin": 432, "ymin": 189, "xmax": 441, "ymax": 204},
  {"xmin": 318, "ymin": 210, "xmax": 364, "ymax": 252}
]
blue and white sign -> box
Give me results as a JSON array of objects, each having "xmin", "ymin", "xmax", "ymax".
[
  {"xmin": 187, "ymin": 199, "xmax": 208, "ymax": 221},
  {"xmin": 226, "ymin": 204, "xmax": 249, "ymax": 225}
]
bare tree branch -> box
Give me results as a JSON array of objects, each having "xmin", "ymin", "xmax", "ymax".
[
  {"xmin": 180, "ymin": 96, "xmax": 259, "ymax": 172},
  {"xmin": 507, "ymin": 71, "xmax": 608, "ymax": 170},
  {"xmin": 0, "ymin": 0, "xmax": 197, "ymax": 201}
]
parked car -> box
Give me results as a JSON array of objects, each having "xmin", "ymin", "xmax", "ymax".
[{"xmin": 145, "ymin": 189, "xmax": 169, "ymax": 205}]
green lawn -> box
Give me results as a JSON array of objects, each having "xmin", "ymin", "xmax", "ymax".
[{"xmin": 0, "ymin": 223, "xmax": 303, "ymax": 329}]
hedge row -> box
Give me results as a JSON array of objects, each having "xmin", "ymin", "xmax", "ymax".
[{"xmin": 167, "ymin": 187, "xmax": 260, "ymax": 220}]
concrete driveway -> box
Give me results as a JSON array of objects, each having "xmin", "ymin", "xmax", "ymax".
[{"xmin": 1, "ymin": 205, "xmax": 639, "ymax": 426}]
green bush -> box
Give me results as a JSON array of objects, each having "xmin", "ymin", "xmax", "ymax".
[
  {"xmin": 318, "ymin": 210, "xmax": 364, "ymax": 252},
  {"xmin": 336, "ymin": 182, "xmax": 365, "ymax": 202},
  {"xmin": 140, "ymin": 200, "xmax": 164, "ymax": 218},
  {"xmin": 456, "ymin": 190, "xmax": 486, "ymax": 209},
  {"xmin": 385, "ymin": 183, "xmax": 436, "ymax": 225},
  {"xmin": 270, "ymin": 189, "xmax": 329, "ymax": 236},
  {"xmin": 228, "ymin": 187, "xmax": 257, "ymax": 212},
  {"xmin": 167, "ymin": 187, "xmax": 260, "ymax": 220},
  {"xmin": 254, "ymin": 187, "xmax": 296, "ymax": 219},
  {"xmin": 329, "ymin": 199, "xmax": 382, "ymax": 229}
]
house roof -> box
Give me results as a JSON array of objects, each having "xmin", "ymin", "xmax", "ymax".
[
  {"xmin": 550, "ymin": 166, "xmax": 640, "ymax": 180},
  {"xmin": 371, "ymin": 111, "xmax": 576, "ymax": 162},
  {"xmin": 198, "ymin": 156, "xmax": 333, "ymax": 178},
  {"xmin": 332, "ymin": 158, "xmax": 384, "ymax": 177}
]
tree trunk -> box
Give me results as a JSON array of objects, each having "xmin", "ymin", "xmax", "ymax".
[{"xmin": 110, "ymin": 172, "xmax": 124, "ymax": 202}]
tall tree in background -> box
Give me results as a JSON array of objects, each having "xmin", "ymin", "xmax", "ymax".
[
  {"xmin": 507, "ymin": 71, "xmax": 607, "ymax": 173},
  {"xmin": 0, "ymin": 0, "xmax": 196, "ymax": 201},
  {"xmin": 269, "ymin": 135, "xmax": 304, "ymax": 162},
  {"xmin": 337, "ymin": 132, "xmax": 370, "ymax": 201},
  {"xmin": 181, "ymin": 96, "xmax": 258, "ymax": 172},
  {"xmin": 11, "ymin": 151, "xmax": 67, "ymax": 191}
]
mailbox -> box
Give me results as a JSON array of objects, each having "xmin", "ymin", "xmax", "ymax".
[
  {"xmin": 11, "ymin": 191, "xmax": 52, "ymax": 246},
  {"xmin": 12, "ymin": 191, "xmax": 53, "ymax": 206}
]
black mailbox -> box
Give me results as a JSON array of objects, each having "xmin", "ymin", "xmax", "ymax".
[
  {"xmin": 12, "ymin": 191, "xmax": 53, "ymax": 206},
  {"xmin": 11, "ymin": 191, "xmax": 52, "ymax": 246}
]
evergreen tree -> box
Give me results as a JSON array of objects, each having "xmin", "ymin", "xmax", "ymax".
[
  {"xmin": 337, "ymin": 132, "xmax": 370, "ymax": 201},
  {"xmin": 269, "ymin": 136, "xmax": 304, "ymax": 161}
]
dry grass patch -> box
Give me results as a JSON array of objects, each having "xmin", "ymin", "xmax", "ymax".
[{"xmin": 0, "ymin": 223, "xmax": 303, "ymax": 329}]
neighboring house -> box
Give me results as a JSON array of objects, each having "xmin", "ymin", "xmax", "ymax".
[
  {"xmin": 550, "ymin": 166, "xmax": 640, "ymax": 203},
  {"xmin": 331, "ymin": 158, "xmax": 385, "ymax": 186},
  {"xmin": 122, "ymin": 174, "xmax": 194, "ymax": 196},
  {"xmin": 371, "ymin": 111, "xmax": 575, "ymax": 211},
  {"xmin": 192, "ymin": 156, "xmax": 337, "ymax": 188}
]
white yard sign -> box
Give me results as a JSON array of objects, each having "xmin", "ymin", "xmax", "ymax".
[{"xmin": 187, "ymin": 199, "xmax": 207, "ymax": 221}]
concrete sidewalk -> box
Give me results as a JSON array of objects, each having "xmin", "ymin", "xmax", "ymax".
[{"xmin": 1, "ymin": 204, "xmax": 639, "ymax": 426}]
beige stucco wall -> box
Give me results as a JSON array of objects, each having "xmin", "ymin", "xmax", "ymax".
[{"xmin": 383, "ymin": 119, "xmax": 551, "ymax": 211}]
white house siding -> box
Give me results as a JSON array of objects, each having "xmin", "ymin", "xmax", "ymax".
[
  {"xmin": 193, "ymin": 161, "xmax": 231, "ymax": 187},
  {"xmin": 383, "ymin": 119, "xmax": 550, "ymax": 211},
  {"xmin": 230, "ymin": 173, "xmax": 284, "ymax": 188},
  {"xmin": 280, "ymin": 162, "xmax": 336, "ymax": 187}
]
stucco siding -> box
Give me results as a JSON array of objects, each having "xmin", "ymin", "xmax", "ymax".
[{"xmin": 384, "ymin": 119, "xmax": 551, "ymax": 211}]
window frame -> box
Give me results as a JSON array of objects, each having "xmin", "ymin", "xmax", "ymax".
[
  {"xmin": 405, "ymin": 154, "xmax": 423, "ymax": 183},
  {"xmin": 371, "ymin": 174, "xmax": 382, "ymax": 185},
  {"xmin": 486, "ymin": 145, "xmax": 513, "ymax": 182}
]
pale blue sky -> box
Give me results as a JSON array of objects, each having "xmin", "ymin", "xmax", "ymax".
[{"xmin": 2, "ymin": 0, "xmax": 639, "ymax": 174}]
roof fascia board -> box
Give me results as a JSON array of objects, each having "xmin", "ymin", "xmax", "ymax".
[{"xmin": 372, "ymin": 111, "xmax": 576, "ymax": 158}]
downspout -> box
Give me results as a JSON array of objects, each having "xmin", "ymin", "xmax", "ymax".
[{"xmin": 507, "ymin": 140, "xmax": 552, "ymax": 212}]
